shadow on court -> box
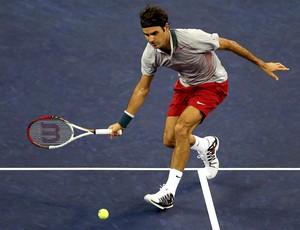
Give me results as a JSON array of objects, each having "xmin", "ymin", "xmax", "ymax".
[{"xmin": 0, "ymin": 0, "xmax": 299, "ymax": 229}]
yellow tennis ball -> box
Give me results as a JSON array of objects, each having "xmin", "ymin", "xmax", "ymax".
[{"xmin": 98, "ymin": 208, "xmax": 109, "ymax": 220}]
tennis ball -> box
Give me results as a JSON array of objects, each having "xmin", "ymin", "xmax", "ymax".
[{"xmin": 98, "ymin": 208, "xmax": 109, "ymax": 220}]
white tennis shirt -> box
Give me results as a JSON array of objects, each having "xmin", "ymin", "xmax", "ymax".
[{"xmin": 141, "ymin": 29, "xmax": 228, "ymax": 86}]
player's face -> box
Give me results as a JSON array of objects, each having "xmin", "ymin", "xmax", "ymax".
[{"xmin": 142, "ymin": 25, "xmax": 169, "ymax": 50}]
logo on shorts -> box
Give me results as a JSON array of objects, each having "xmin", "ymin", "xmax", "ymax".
[{"xmin": 197, "ymin": 101, "xmax": 206, "ymax": 105}]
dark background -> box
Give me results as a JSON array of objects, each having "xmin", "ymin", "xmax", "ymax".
[{"xmin": 0, "ymin": 0, "xmax": 299, "ymax": 229}]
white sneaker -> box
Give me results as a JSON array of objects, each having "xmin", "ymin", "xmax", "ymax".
[
  {"xmin": 197, "ymin": 136, "xmax": 220, "ymax": 179},
  {"xmin": 144, "ymin": 185, "xmax": 174, "ymax": 210}
]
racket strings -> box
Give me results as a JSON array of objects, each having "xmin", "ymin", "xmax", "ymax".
[{"xmin": 29, "ymin": 119, "xmax": 73, "ymax": 147}]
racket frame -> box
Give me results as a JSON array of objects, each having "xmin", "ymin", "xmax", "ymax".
[{"xmin": 27, "ymin": 115, "xmax": 118, "ymax": 149}]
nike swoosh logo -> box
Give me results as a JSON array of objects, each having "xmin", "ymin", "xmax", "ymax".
[{"xmin": 197, "ymin": 101, "xmax": 206, "ymax": 105}]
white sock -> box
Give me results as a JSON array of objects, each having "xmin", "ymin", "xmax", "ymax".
[
  {"xmin": 164, "ymin": 168, "xmax": 183, "ymax": 196},
  {"xmin": 191, "ymin": 135, "xmax": 209, "ymax": 153}
]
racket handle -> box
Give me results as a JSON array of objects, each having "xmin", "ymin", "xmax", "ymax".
[{"xmin": 95, "ymin": 129, "xmax": 122, "ymax": 135}]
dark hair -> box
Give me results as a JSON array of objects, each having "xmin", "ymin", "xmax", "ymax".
[{"xmin": 139, "ymin": 5, "xmax": 168, "ymax": 28}]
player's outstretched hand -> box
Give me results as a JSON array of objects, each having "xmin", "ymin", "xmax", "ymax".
[
  {"xmin": 261, "ymin": 62, "xmax": 289, "ymax": 81},
  {"xmin": 108, "ymin": 123, "xmax": 123, "ymax": 138}
]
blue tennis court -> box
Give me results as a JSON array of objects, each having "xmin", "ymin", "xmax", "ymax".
[{"xmin": 1, "ymin": 1, "xmax": 299, "ymax": 229}]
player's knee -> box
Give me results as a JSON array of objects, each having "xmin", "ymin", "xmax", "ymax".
[{"xmin": 174, "ymin": 122, "xmax": 191, "ymax": 138}]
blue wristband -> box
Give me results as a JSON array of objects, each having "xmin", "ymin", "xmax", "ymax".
[{"xmin": 118, "ymin": 111, "xmax": 134, "ymax": 128}]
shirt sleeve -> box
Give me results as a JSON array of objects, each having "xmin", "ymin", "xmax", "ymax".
[{"xmin": 141, "ymin": 44, "xmax": 157, "ymax": 76}]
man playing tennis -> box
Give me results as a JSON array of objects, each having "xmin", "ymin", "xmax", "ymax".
[{"xmin": 108, "ymin": 5, "xmax": 289, "ymax": 209}]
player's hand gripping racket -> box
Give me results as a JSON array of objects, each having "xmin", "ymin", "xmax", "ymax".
[{"xmin": 27, "ymin": 115, "xmax": 121, "ymax": 149}]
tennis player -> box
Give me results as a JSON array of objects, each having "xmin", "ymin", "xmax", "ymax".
[{"xmin": 108, "ymin": 5, "xmax": 289, "ymax": 209}]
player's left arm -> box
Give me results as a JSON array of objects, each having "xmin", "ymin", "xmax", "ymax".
[{"xmin": 218, "ymin": 37, "xmax": 289, "ymax": 80}]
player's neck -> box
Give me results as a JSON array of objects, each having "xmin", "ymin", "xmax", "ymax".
[{"xmin": 160, "ymin": 32, "xmax": 171, "ymax": 55}]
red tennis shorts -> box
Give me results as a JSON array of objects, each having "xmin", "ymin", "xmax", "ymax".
[{"xmin": 167, "ymin": 80, "xmax": 228, "ymax": 118}]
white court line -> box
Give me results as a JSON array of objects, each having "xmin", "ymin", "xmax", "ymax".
[
  {"xmin": 0, "ymin": 167, "xmax": 299, "ymax": 171},
  {"xmin": 1, "ymin": 167, "xmax": 298, "ymax": 229},
  {"xmin": 198, "ymin": 169, "xmax": 220, "ymax": 230},
  {"xmin": 219, "ymin": 168, "xmax": 300, "ymax": 171}
]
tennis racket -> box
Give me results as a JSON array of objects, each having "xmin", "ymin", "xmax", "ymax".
[{"xmin": 27, "ymin": 115, "xmax": 121, "ymax": 149}]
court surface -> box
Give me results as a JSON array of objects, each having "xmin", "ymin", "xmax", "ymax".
[{"xmin": 1, "ymin": 1, "xmax": 299, "ymax": 229}]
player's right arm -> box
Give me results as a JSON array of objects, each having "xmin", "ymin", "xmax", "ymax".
[
  {"xmin": 124, "ymin": 74, "xmax": 154, "ymax": 116},
  {"xmin": 108, "ymin": 74, "xmax": 154, "ymax": 136}
]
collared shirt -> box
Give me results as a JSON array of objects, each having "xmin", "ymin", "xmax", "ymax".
[{"xmin": 141, "ymin": 29, "xmax": 228, "ymax": 86}]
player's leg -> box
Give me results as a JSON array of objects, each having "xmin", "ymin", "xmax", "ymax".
[
  {"xmin": 144, "ymin": 106, "xmax": 203, "ymax": 209},
  {"xmin": 163, "ymin": 113, "xmax": 219, "ymax": 177},
  {"xmin": 144, "ymin": 107, "xmax": 220, "ymax": 209},
  {"xmin": 187, "ymin": 81, "xmax": 228, "ymax": 179},
  {"xmin": 144, "ymin": 81, "xmax": 227, "ymax": 209},
  {"xmin": 163, "ymin": 115, "xmax": 214, "ymax": 158},
  {"xmin": 166, "ymin": 106, "xmax": 219, "ymax": 189},
  {"xmin": 169, "ymin": 106, "xmax": 203, "ymax": 171},
  {"xmin": 163, "ymin": 116, "xmax": 199, "ymax": 149}
]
